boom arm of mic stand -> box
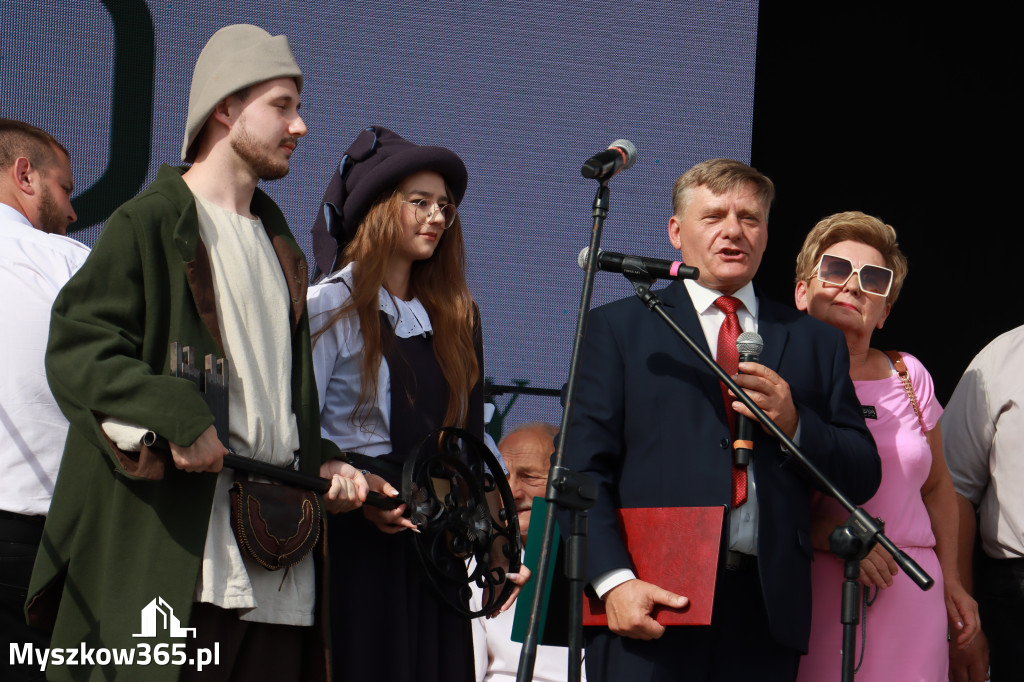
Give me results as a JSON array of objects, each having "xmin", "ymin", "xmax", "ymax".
[{"xmin": 625, "ymin": 274, "xmax": 933, "ymax": 592}]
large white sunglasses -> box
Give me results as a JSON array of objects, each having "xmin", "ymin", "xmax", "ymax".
[{"xmin": 815, "ymin": 253, "xmax": 893, "ymax": 298}]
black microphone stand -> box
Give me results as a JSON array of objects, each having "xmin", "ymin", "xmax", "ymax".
[
  {"xmin": 515, "ymin": 181, "xmax": 610, "ymax": 682},
  {"xmin": 622, "ymin": 273, "xmax": 934, "ymax": 682}
]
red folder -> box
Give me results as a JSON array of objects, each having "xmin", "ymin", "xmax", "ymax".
[{"xmin": 583, "ymin": 506, "xmax": 725, "ymax": 626}]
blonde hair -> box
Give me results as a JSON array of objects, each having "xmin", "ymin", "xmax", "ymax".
[
  {"xmin": 794, "ymin": 211, "xmax": 908, "ymax": 305},
  {"xmin": 671, "ymin": 158, "xmax": 775, "ymax": 218},
  {"xmin": 313, "ymin": 185, "xmax": 479, "ymax": 429}
]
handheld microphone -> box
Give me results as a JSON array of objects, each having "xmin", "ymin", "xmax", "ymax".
[
  {"xmin": 578, "ymin": 247, "xmax": 699, "ymax": 281},
  {"xmin": 580, "ymin": 139, "xmax": 638, "ymax": 180},
  {"xmin": 733, "ymin": 331, "xmax": 763, "ymax": 467}
]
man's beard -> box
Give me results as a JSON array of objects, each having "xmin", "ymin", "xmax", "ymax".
[
  {"xmin": 38, "ymin": 182, "xmax": 67, "ymax": 235},
  {"xmin": 230, "ymin": 121, "xmax": 293, "ymax": 181}
]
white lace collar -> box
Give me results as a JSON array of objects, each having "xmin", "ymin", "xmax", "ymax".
[{"xmin": 330, "ymin": 263, "xmax": 433, "ymax": 338}]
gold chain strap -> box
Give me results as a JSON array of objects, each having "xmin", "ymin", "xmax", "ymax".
[{"xmin": 884, "ymin": 350, "xmax": 925, "ymax": 430}]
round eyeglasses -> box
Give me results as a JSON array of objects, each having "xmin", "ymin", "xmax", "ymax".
[{"xmin": 403, "ymin": 199, "xmax": 457, "ymax": 229}]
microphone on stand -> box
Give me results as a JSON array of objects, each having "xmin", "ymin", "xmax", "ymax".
[
  {"xmin": 580, "ymin": 139, "xmax": 637, "ymax": 180},
  {"xmin": 578, "ymin": 247, "xmax": 699, "ymax": 281},
  {"xmin": 733, "ymin": 331, "xmax": 763, "ymax": 467}
]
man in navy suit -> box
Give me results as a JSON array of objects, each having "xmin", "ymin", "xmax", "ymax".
[{"xmin": 566, "ymin": 159, "xmax": 880, "ymax": 681}]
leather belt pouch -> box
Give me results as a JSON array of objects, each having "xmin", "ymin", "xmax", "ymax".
[{"xmin": 229, "ymin": 479, "xmax": 321, "ymax": 570}]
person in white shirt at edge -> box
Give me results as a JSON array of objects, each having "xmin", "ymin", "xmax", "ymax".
[
  {"xmin": 0, "ymin": 118, "xmax": 87, "ymax": 682},
  {"xmin": 470, "ymin": 422, "xmax": 586, "ymax": 682},
  {"xmin": 943, "ymin": 326, "xmax": 1024, "ymax": 682}
]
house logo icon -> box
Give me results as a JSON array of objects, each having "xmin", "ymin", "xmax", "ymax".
[{"xmin": 132, "ymin": 597, "xmax": 196, "ymax": 638}]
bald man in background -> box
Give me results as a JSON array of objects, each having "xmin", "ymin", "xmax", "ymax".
[{"xmin": 472, "ymin": 423, "xmax": 584, "ymax": 682}]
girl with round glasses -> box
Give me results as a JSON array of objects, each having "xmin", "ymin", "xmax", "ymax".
[
  {"xmin": 792, "ymin": 211, "xmax": 980, "ymax": 681},
  {"xmin": 307, "ymin": 127, "xmax": 499, "ymax": 682}
]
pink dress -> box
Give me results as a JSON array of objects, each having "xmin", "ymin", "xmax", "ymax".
[{"xmin": 797, "ymin": 353, "xmax": 947, "ymax": 682}]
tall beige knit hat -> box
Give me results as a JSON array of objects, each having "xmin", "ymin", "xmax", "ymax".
[{"xmin": 181, "ymin": 24, "xmax": 304, "ymax": 163}]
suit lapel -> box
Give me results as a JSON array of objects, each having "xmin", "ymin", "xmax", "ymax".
[
  {"xmin": 659, "ymin": 282, "xmax": 714, "ymax": 359},
  {"xmin": 755, "ymin": 296, "xmax": 790, "ymax": 372},
  {"xmin": 659, "ymin": 283, "xmax": 726, "ymax": 414}
]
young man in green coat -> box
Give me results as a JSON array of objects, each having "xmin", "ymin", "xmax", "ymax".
[{"xmin": 25, "ymin": 25, "xmax": 373, "ymax": 681}]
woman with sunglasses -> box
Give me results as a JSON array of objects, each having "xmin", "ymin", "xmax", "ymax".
[
  {"xmin": 792, "ymin": 212, "xmax": 979, "ymax": 681},
  {"xmin": 307, "ymin": 127, "xmax": 495, "ymax": 682}
]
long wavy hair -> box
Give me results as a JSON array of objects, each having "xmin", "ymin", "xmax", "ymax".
[{"xmin": 313, "ymin": 185, "xmax": 478, "ymax": 429}]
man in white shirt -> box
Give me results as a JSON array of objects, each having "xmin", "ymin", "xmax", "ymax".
[
  {"xmin": 471, "ymin": 423, "xmax": 584, "ymax": 682},
  {"xmin": 0, "ymin": 118, "xmax": 87, "ymax": 681},
  {"xmin": 943, "ymin": 325, "xmax": 1024, "ymax": 682}
]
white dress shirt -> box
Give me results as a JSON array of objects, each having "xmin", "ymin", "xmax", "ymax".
[
  {"xmin": 0, "ymin": 203, "xmax": 89, "ymax": 516},
  {"xmin": 942, "ymin": 325, "xmax": 1024, "ymax": 559},
  {"xmin": 307, "ymin": 262, "xmax": 433, "ymax": 455},
  {"xmin": 470, "ymin": 552, "xmax": 585, "ymax": 682}
]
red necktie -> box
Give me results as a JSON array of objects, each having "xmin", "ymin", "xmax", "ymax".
[{"xmin": 714, "ymin": 295, "xmax": 748, "ymax": 507}]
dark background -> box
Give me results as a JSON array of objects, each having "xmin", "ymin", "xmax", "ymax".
[{"xmin": 751, "ymin": 4, "xmax": 1021, "ymax": 403}]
